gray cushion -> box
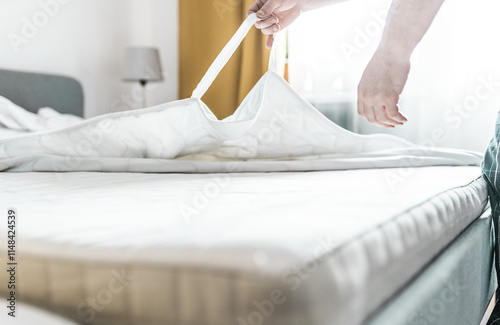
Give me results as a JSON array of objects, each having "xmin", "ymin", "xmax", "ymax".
[{"xmin": 0, "ymin": 69, "xmax": 84, "ymax": 117}]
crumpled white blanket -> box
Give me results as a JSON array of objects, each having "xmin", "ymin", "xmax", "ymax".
[
  {"xmin": 0, "ymin": 72, "xmax": 482, "ymax": 173},
  {"xmin": 0, "ymin": 95, "xmax": 83, "ymax": 132}
]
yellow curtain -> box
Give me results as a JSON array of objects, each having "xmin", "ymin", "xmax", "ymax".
[{"xmin": 179, "ymin": 0, "xmax": 270, "ymax": 119}]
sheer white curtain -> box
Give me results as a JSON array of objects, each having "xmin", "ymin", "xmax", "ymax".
[{"xmin": 288, "ymin": 0, "xmax": 500, "ymax": 152}]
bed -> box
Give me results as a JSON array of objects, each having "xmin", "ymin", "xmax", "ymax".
[{"xmin": 0, "ymin": 69, "xmax": 496, "ymax": 325}]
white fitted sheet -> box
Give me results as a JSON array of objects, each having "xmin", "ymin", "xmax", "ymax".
[
  {"xmin": 0, "ymin": 166, "xmax": 487, "ymax": 325},
  {"xmin": 0, "ymin": 302, "xmax": 79, "ymax": 325}
]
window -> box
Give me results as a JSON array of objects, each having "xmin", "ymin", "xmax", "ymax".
[{"xmin": 288, "ymin": 0, "xmax": 500, "ymax": 151}]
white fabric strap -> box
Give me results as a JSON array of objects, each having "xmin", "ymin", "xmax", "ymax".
[
  {"xmin": 268, "ymin": 32, "xmax": 280, "ymax": 73},
  {"xmin": 191, "ymin": 14, "xmax": 262, "ymax": 99}
]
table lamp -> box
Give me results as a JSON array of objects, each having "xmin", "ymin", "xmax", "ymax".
[{"xmin": 122, "ymin": 47, "xmax": 163, "ymax": 108}]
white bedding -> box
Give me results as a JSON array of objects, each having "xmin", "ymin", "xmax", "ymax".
[
  {"xmin": 0, "ymin": 302, "xmax": 78, "ymax": 325},
  {"xmin": 0, "ymin": 166, "xmax": 487, "ymax": 325},
  {"xmin": 0, "ymin": 95, "xmax": 82, "ymax": 132},
  {"xmin": 0, "ymin": 74, "xmax": 482, "ymax": 173},
  {"xmin": 0, "ymin": 126, "xmax": 27, "ymax": 140},
  {"xmin": 0, "ymin": 95, "xmax": 80, "ymax": 141}
]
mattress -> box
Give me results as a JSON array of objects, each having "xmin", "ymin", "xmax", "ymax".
[
  {"xmin": 0, "ymin": 301, "xmax": 79, "ymax": 325},
  {"xmin": 0, "ymin": 166, "xmax": 488, "ymax": 325}
]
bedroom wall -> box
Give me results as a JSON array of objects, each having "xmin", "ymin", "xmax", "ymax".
[{"xmin": 0, "ymin": 0, "xmax": 178, "ymax": 118}]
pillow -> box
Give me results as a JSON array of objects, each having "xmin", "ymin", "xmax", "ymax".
[{"xmin": 0, "ymin": 95, "xmax": 40, "ymax": 131}]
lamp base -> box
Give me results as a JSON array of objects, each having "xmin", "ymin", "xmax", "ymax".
[{"xmin": 139, "ymin": 80, "xmax": 148, "ymax": 108}]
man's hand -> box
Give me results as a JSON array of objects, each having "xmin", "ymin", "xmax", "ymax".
[
  {"xmin": 357, "ymin": 50, "xmax": 410, "ymax": 128},
  {"xmin": 248, "ymin": 0, "xmax": 303, "ymax": 49}
]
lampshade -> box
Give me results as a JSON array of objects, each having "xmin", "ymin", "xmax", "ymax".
[{"xmin": 122, "ymin": 47, "xmax": 163, "ymax": 83}]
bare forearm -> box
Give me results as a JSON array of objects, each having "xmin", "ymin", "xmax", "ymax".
[
  {"xmin": 378, "ymin": 0, "xmax": 445, "ymax": 59},
  {"xmin": 357, "ymin": 0, "xmax": 445, "ymax": 128},
  {"xmin": 302, "ymin": 0, "xmax": 348, "ymax": 12},
  {"xmin": 250, "ymin": 0, "xmax": 349, "ymax": 48}
]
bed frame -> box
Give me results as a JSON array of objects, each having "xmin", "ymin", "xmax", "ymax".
[{"xmin": 0, "ymin": 68, "xmax": 84, "ymax": 117}]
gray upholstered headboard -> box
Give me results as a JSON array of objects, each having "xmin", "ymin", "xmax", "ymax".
[{"xmin": 0, "ymin": 69, "xmax": 84, "ymax": 117}]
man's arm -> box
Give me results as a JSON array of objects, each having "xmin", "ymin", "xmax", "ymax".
[
  {"xmin": 248, "ymin": 0, "xmax": 346, "ymax": 48},
  {"xmin": 357, "ymin": 0, "xmax": 445, "ymax": 128}
]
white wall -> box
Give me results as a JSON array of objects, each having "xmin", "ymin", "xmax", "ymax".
[{"xmin": 0, "ymin": 0, "xmax": 178, "ymax": 118}]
